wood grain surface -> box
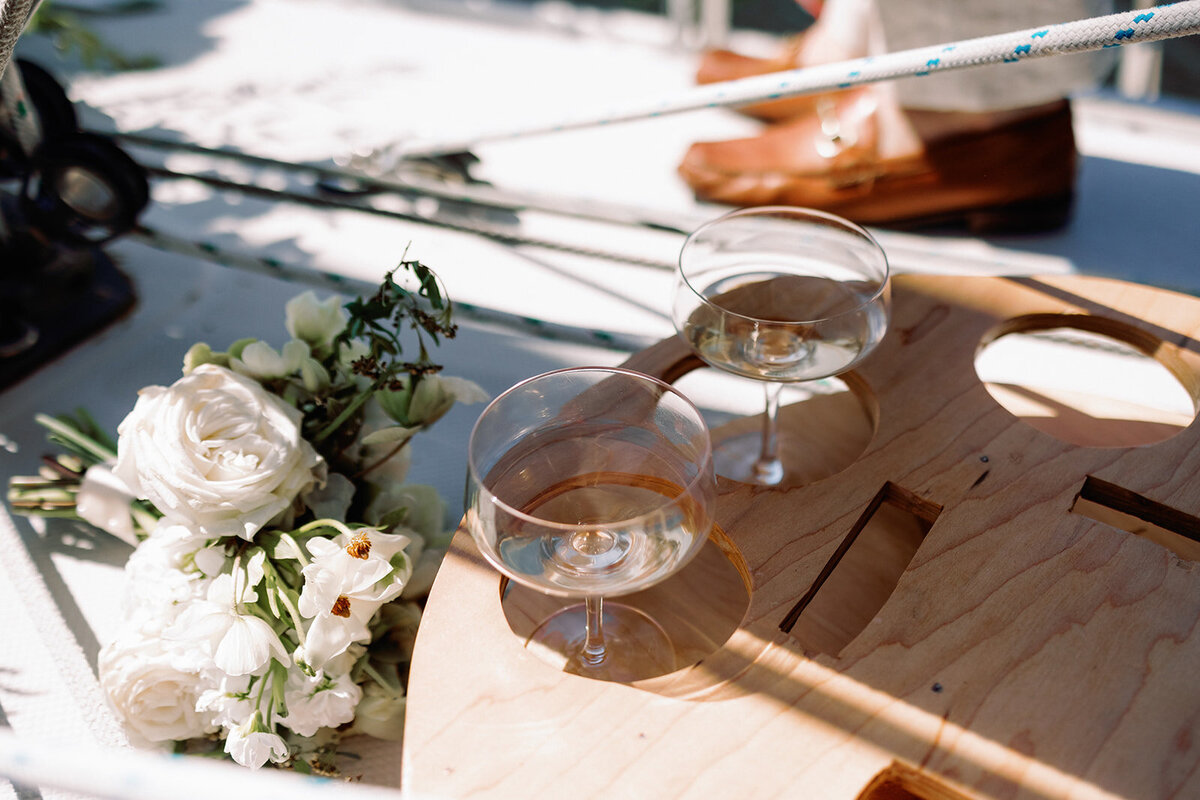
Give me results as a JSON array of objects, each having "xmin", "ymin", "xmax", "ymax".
[{"xmin": 403, "ymin": 274, "xmax": 1200, "ymax": 800}]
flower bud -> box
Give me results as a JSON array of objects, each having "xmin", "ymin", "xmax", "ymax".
[
  {"xmin": 232, "ymin": 340, "xmax": 310, "ymax": 380},
  {"xmin": 349, "ymin": 682, "xmax": 406, "ymax": 741},
  {"xmin": 182, "ymin": 343, "xmax": 228, "ymax": 375},
  {"xmin": 299, "ymin": 357, "xmax": 331, "ymax": 392},
  {"xmin": 375, "ymin": 376, "xmax": 414, "ymax": 426},
  {"xmin": 409, "ymin": 375, "xmax": 489, "ymax": 426},
  {"xmin": 285, "ymin": 291, "xmax": 347, "ymax": 347}
]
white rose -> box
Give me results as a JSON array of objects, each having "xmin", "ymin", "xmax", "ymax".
[
  {"xmin": 98, "ymin": 628, "xmax": 217, "ymax": 746},
  {"xmin": 113, "ymin": 364, "xmax": 323, "ymax": 541}
]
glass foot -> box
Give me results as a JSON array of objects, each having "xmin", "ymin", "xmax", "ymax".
[
  {"xmin": 525, "ymin": 602, "xmax": 676, "ymax": 682},
  {"xmin": 711, "ymin": 429, "xmax": 788, "ymax": 486},
  {"xmin": 710, "ymin": 425, "xmax": 860, "ymax": 488}
]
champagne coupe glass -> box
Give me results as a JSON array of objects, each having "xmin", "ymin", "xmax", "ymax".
[
  {"xmin": 672, "ymin": 206, "xmax": 890, "ymax": 486},
  {"xmin": 465, "ymin": 367, "xmax": 716, "ymax": 682}
]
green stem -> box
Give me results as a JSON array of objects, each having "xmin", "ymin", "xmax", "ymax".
[
  {"xmin": 34, "ymin": 413, "xmax": 118, "ymax": 463},
  {"xmin": 293, "ymin": 518, "xmax": 357, "ymax": 539},
  {"xmin": 252, "ymin": 672, "xmax": 270, "ymax": 715},
  {"xmin": 275, "ymin": 588, "xmax": 307, "ymax": 647},
  {"xmin": 353, "ymin": 435, "xmax": 415, "ymax": 480},
  {"xmin": 6, "ymin": 508, "xmax": 83, "ymax": 519},
  {"xmin": 312, "ymin": 389, "xmax": 374, "ymax": 444},
  {"xmin": 362, "ymin": 661, "xmax": 403, "ymax": 697},
  {"xmin": 277, "ymin": 532, "xmax": 310, "ymax": 566},
  {"xmin": 130, "ymin": 504, "xmax": 160, "ymax": 535}
]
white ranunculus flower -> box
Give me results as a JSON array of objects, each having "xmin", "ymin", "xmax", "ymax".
[
  {"xmin": 224, "ymin": 712, "xmax": 290, "ymax": 769},
  {"xmin": 277, "ymin": 666, "xmax": 362, "ymax": 737},
  {"xmin": 231, "ymin": 340, "xmax": 310, "ymax": 380},
  {"xmin": 113, "ymin": 364, "xmax": 324, "ymax": 541},
  {"xmin": 286, "ymin": 291, "xmax": 347, "ymax": 347},
  {"xmin": 120, "ymin": 523, "xmax": 212, "ymax": 635},
  {"xmin": 98, "ymin": 628, "xmax": 217, "ymax": 746},
  {"xmin": 76, "ymin": 464, "xmax": 139, "ymax": 546}
]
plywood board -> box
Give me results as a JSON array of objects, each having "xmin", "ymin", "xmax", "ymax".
[{"xmin": 403, "ymin": 274, "xmax": 1200, "ymax": 800}]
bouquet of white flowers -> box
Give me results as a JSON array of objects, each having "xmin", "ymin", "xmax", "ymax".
[{"xmin": 7, "ymin": 260, "xmax": 486, "ymax": 773}]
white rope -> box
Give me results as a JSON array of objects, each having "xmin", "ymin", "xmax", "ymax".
[
  {"xmin": 393, "ymin": 0, "xmax": 1200, "ymax": 159},
  {"xmin": 0, "ymin": 61, "xmax": 42, "ymax": 155},
  {"xmin": 0, "ymin": 0, "xmax": 35, "ymax": 80},
  {"xmin": 0, "ymin": 0, "xmax": 42, "ymax": 155}
]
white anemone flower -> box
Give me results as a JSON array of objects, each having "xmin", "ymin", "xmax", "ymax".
[
  {"xmin": 224, "ymin": 712, "xmax": 289, "ymax": 769},
  {"xmin": 300, "ymin": 528, "xmax": 412, "ymax": 608},
  {"xmin": 296, "ymin": 527, "xmax": 412, "ymax": 669},
  {"xmin": 301, "ymin": 594, "xmax": 383, "ymax": 672}
]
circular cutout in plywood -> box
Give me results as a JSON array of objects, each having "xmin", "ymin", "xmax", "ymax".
[
  {"xmin": 671, "ymin": 366, "xmax": 877, "ymax": 488},
  {"xmin": 975, "ymin": 321, "xmax": 1197, "ymax": 447}
]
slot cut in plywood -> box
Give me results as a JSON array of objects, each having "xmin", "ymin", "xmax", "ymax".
[
  {"xmin": 857, "ymin": 762, "xmax": 976, "ymax": 800},
  {"xmin": 1070, "ymin": 475, "xmax": 1200, "ymax": 562},
  {"xmin": 781, "ymin": 482, "xmax": 942, "ymax": 656}
]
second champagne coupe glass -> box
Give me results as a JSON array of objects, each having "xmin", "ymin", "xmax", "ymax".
[
  {"xmin": 672, "ymin": 206, "xmax": 890, "ymax": 486},
  {"xmin": 465, "ymin": 367, "xmax": 716, "ymax": 682}
]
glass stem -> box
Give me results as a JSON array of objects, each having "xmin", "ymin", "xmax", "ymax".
[
  {"xmin": 581, "ymin": 596, "xmax": 607, "ymax": 667},
  {"xmin": 754, "ymin": 382, "xmax": 785, "ymax": 485}
]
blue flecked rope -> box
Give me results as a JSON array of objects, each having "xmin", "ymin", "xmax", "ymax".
[{"xmin": 393, "ymin": 1, "xmax": 1200, "ymax": 159}]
